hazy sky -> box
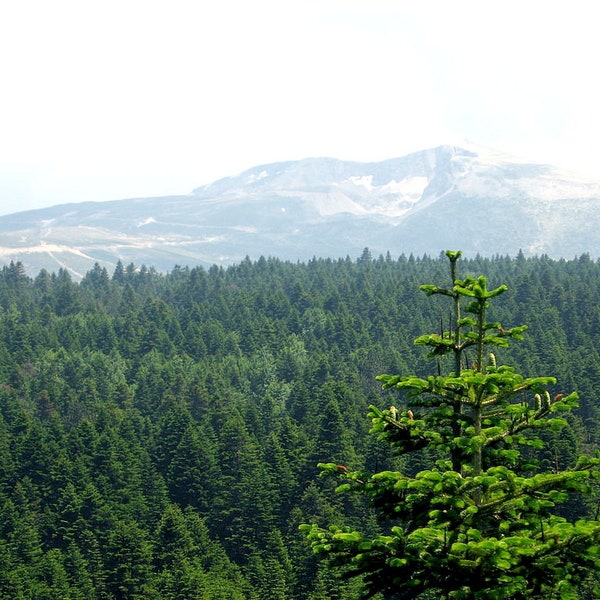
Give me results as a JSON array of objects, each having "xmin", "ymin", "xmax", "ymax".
[{"xmin": 1, "ymin": 0, "xmax": 598, "ymax": 216}]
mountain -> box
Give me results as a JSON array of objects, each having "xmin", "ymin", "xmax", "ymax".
[{"xmin": 1, "ymin": 144, "xmax": 600, "ymax": 278}]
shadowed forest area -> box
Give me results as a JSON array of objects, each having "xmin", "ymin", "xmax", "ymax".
[{"xmin": 0, "ymin": 251, "xmax": 599, "ymax": 598}]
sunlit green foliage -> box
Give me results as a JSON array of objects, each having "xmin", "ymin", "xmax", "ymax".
[{"xmin": 302, "ymin": 251, "xmax": 600, "ymax": 598}]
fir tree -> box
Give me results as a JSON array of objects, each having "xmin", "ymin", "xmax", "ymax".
[{"xmin": 302, "ymin": 250, "xmax": 600, "ymax": 599}]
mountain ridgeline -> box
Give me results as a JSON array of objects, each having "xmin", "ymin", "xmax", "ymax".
[
  {"xmin": 0, "ymin": 253, "xmax": 599, "ymax": 597},
  {"xmin": 2, "ymin": 145, "xmax": 600, "ymax": 278}
]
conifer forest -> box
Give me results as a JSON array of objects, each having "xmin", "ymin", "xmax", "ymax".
[{"xmin": 1, "ymin": 251, "xmax": 600, "ymax": 598}]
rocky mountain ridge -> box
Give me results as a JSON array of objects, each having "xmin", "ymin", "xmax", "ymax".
[{"xmin": 1, "ymin": 145, "xmax": 599, "ymax": 278}]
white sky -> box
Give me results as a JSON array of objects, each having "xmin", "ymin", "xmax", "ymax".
[{"xmin": 1, "ymin": 0, "xmax": 599, "ymax": 216}]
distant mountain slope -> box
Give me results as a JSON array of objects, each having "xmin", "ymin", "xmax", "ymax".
[{"xmin": 1, "ymin": 145, "xmax": 600, "ymax": 278}]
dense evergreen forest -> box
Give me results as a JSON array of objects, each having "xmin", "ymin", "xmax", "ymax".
[{"xmin": 0, "ymin": 250, "xmax": 599, "ymax": 599}]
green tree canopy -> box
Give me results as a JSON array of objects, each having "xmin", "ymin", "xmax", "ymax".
[{"xmin": 302, "ymin": 250, "xmax": 600, "ymax": 599}]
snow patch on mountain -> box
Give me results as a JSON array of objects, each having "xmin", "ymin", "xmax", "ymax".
[
  {"xmin": 348, "ymin": 175, "xmax": 374, "ymax": 190},
  {"xmin": 0, "ymin": 242, "xmax": 93, "ymax": 260},
  {"xmin": 385, "ymin": 176, "xmax": 429, "ymax": 197},
  {"xmin": 232, "ymin": 226, "xmax": 259, "ymax": 233},
  {"xmin": 246, "ymin": 170, "xmax": 269, "ymax": 184},
  {"xmin": 279, "ymin": 190, "xmax": 367, "ymax": 217},
  {"xmin": 340, "ymin": 175, "xmax": 430, "ymax": 218},
  {"xmin": 347, "ymin": 174, "xmax": 428, "ymax": 197},
  {"xmin": 137, "ymin": 217, "xmax": 157, "ymax": 227}
]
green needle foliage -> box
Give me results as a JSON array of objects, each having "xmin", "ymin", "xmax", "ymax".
[{"xmin": 301, "ymin": 250, "xmax": 600, "ymax": 599}]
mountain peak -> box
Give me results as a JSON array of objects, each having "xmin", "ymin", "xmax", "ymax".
[{"xmin": 2, "ymin": 146, "xmax": 600, "ymax": 278}]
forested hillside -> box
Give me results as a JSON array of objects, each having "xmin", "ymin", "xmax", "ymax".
[{"xmin": 0, "ymin": 251, "xmax": 599, "ymax": 598}]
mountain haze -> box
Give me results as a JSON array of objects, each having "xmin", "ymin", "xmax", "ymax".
[{"xmin": 1, "ymin": 145, "xmax": 600, "ymax": 277}]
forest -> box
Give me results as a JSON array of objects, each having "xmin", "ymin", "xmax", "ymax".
[{"xmin": 0, "ymin": 250, "xmax": 599, "ymax": 598}]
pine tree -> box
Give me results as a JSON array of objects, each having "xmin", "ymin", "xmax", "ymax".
[
  {"xmin": 104, "ymin": 520, "xmax": 153, "ymax": 599},
  {"xmin": 302, "ymin": 250, "xmax": 600, "ymax": 599},
  {"xmin": 215, "ymin": 410, "xmax": 276, "ymax": 562},
  {"xmin": 166, "ymin": 422, "xmax": 221, "ymax": 514}
]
